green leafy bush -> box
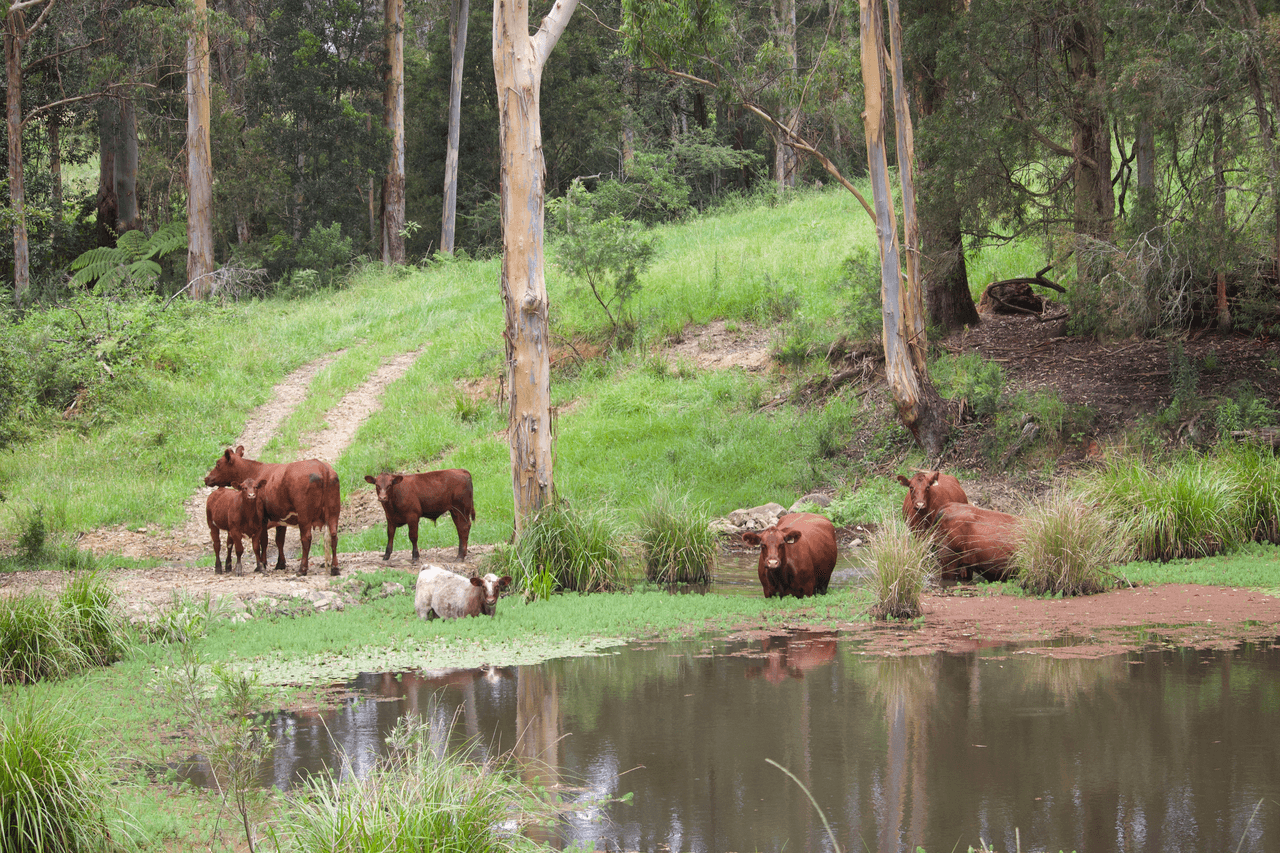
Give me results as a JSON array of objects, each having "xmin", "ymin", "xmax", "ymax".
[
  {"xmin": 933, "ymin": 353, "xmax": 1005, "ymax": 419},
  {"xmin": 485, "ymin": 502, "xmax": 631, "ymax": 598},
  {"xmin": 68, "ymin": 220, "xmax": 187, "ymax": 293}
]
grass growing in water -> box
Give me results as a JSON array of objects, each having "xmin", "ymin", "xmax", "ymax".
[
  {"xmin": 279, "ymin": 716, "xmax": 548, "ymax": 853},
  {"xmin": 1012, "ymin": 494, "xmax": 1122, "ymax": 596},
  {"xmin": 486, "ymin": 502, "xmax": 632, "ymax": 598},
  {"xmin": 862, "ymin": 515, "xmax": 936, "ymax": 620},
  {"xmin": 638, "ymin": 489, "xmax": 717, "ymax": 584},
  {"xmin": 0, "ymin": 693, "xmax": 115, "ymax": 853}
]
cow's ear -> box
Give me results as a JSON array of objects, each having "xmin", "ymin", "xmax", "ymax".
[
  {"xmin": 235, "ymin": 445, "xmax": 245, "ymax": 456},
  {"xmin": 896, "ymin": 475, "xmax": 910, "ymax": 487},
  {"xmin": 470, "ymin": 576, "xmax": 484, "ymax": 587},
  {"xmin": 364, "ymin": 475, "xmax": 376, "ymax": 484},
  {"xmin": 742, "ymin": 531, "xmax": 762, "ymax": 546},
  {"xmin": 928, "ymin": 471, "xmax": 940, "ymax": 486},
  {"xmin": 784, "ymin": 531, "xmax": 803, "ymax": 545},
  {"xmin": 392, "ymin": 475, "xmax": 404, "ymax": 485},
  {"xmin": 256, "ymin": 478, "xmax": 267, "ymax": 488},
  {"xmin": 498, "ymin": 576, "xmax": 512, "ymax": 589},
  {"xmin": 223, "ymin": 448, "xmax": 235, "ymax": 462}
]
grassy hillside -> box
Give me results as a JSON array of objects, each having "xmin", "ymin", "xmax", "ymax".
[{"xmin": 2, "ymin": 186, "xmax": 952, "ymax": 553}]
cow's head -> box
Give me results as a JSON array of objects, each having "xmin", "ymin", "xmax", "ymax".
[
  {"xmin": 470, "ymin": 573, "xmax": 513, "ymax": 615},
  {"xmin": 742, "ymin": 526, "xmax": 802, "ymax": 571},
  {"xmin": 238, "ymin": 477, "xmax": 267, "ymax": 501},
  {"xmin": 364, "ymin": 473, "xmax": 405, "ymax": 504},
  {"xmin": 204, "ymin": 445, "xmax": 248, "ymax": 487},
  {"xmin": 896, "ymin": 470, "xmax": 942, "ymax": 512}
]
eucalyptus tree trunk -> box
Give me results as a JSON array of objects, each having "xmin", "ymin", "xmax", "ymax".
[
  {"xmin": 441, "ymin": 0, "xmax": 469, "ymax": 255},
  {"xmin": 382, "ymin": 0, "xmax": 405, "ymax": 264},
  {"xmin": 859, "ymin": 0, "xmax": 949, "ymax": 456},
  {"xmin": 5, "ymin": 10, "xmax": 30, "ymax": 304},
  {"xmin": 771, "ymin": 0, "xmax": 800, "ymax": 190},
  {"xmin": 493, "ymin": 0, "xmax": 579, "ymax": 534},
  {"xmin": 887, "ymin": 0, "xmax": 926, "ymax": 374},
  {"xmin": 117, "ymin": 94, "xmax": 140, "ymax": 232},
  {"xmin": 96, "ymin": 101, "xmax": 119, "ymax": 247},
  {"xmin": 186, "ymin": 0, "xmax": 215, "ymax": 298}
]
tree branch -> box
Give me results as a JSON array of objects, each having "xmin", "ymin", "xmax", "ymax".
[{"xmin": 533, "ymin": 0, "xmax": 581, "ymax": 67}]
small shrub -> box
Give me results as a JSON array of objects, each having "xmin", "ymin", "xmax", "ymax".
[
  {"xmin": 294, "ymin": 221, "xmax": 355, "ymax": 289},
  {"xmin": 862, "ymin": 515, "xmax": 937, "ymax": 620},
  {"xmin": 836, "ymin": 246, "xmax": 883, "ymax": 347},
  {"xmin": 0, "ymin": 695, "xmax": 114, "ymax": 853},
  {"xmin": 932, "ymin": 353, "xmax": 1005, "ymax": 420},
  {"xmin": 1012, "ymin": 494, "xmax": 1123, "ymax": 596},
  {"xmin": 638, "ymin": 490, "xmax": 717, "ymax": 584},
  {"xmin": 490, "ymin": 502, "xmax": 631, "ymax": 598},
  {"xmin": 823, "ymin": 480, "xmax": 898, "ymax": 527},
  {"xmin": 0, "ymin": 593, "xmax": 88, "ymax": 684}
]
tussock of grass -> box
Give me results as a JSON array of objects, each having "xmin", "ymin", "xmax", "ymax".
[
  {"xmin": 1012, "ymin": 494, "xmax": 1122, "ymax": 596},
  {"xmin": 1, "ymin": 572, "xmax": 132, "ymax": 684},
  {"xmin": 486, "ymin": 502, "xmax": 631, "ymax": 597},
  {"xmin": 1077, "ymin": 450, "xmax": 1257, "ymax": 561},
  {"xmin": 862, "ymin": 516, "xmax": 936, "ymax": 620},
  {"xmin": 280, "ymin": 716, "xmax": 547, "ymax": 853},
  {"xmin": 638, "ymin": 490, "xmax": 717, "ymax": 584},
  {"xmin": 0, "ymin": 694, "xmax": 114, "ymax": 853}
]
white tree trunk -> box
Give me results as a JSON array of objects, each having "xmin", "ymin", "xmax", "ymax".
[
  {"xmin": 441, "ymin": 0, "xmax": 469, "ymax": 254},
  {"xmin": 493, "ymin": 0, "xmax": 579, "ymax": 534},
  {"xmin": 382, "ymin": 0, "xmax": 405, "ymax": 264},
  {"xmin": 186, "ymin": 0, "xmax": 215, "ymax": 298}
]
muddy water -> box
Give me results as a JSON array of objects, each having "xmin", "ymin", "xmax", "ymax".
[{"xmin": 231, "ymin": 633, "xmax": 1280, "ymax": 853}]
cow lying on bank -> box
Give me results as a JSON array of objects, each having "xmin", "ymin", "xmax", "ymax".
[
  {"xmin": 742, "ymin": 512, "xmax": 838, "ymax": 599},
  {"xmin": 204, "ymin": 445, "xmax": 341, "ymax": 576},
  {"xmin": 414, "ymin": 566, "xmax": 513, "ymax": 620},
  {"xmin": 364, "ymin": 469, "xmax": 476, "ymax": 560},
  {"xmin": 896, "ymin": 469, "xmax": 969, "ymax": 532},
  {"xmin": 932, "ymin": 503, "xmax": 1023, "ymax": 581},
  {"xmin": 205, "ymin": 478, "xmax": 268, "ymax": 575}
]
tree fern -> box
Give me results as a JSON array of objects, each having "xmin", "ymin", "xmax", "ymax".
[{"xmin": 70, "ymin": 221, "xmax": 188, "ymax": 291}]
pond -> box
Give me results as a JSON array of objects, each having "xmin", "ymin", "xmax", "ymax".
[{"xmin": 187, "ymin": 628, "xmax": 1280, "ymax": 853}]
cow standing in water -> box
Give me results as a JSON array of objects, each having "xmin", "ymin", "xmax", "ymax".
[
  {"xmin": 896, "ymin": 469, "xmax": 969, "ymax": 532},
  {"xmin": 742, "ymin": 512, "xmax": 838, "ymax": 598},
  {"xmin": 204, "ymin": 446, "xmax": 341, "ymax": 576}
]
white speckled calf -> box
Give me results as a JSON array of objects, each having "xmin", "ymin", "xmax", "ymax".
[{"xmin": 414, "ymin": 565, "xmax": 512, "ymax": 620}]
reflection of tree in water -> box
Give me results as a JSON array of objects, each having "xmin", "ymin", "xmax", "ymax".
[{"xmin": 868, "ymin": 655, "xmax": 939, "ymax": 853}]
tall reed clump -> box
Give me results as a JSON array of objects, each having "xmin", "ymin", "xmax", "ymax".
[
  {"xmin": 862, "ymin": 515, "xmax": 937, "ymax": 620},
  {"xmin": 1076, "ymin": 452, "xmax": 1246, "ymax": 560},
  {"xmin": 1012, "ymin": 493, "xmax": 1124, "ymax": 596},
  {"xmin": 0, "ymin": 572, "xmax": 132, "ymax": 684},
  {"xmin": 486, "ymin": 502, "xmax": 630, "ymax": 599},
  {"xmin": 0, "ymin": 694, "xmax": 115, "ymax": 853},
  {"xmin": 281, "ymin": 717, "xmax": 548, "ymax": 853},
  {"xmin": 1221, "ymin": 441, "xmax": 1280, "ymax": 544},
  {"xmin": 637, "ymin": 490, "xmax": 717, "ymax": 584}
]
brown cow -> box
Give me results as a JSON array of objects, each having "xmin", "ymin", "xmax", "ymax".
[
  {"xmin": 932, "ymin": 503, "xmax": 1023, "ymax": 581},
  {"xmin": 896, "ymin": 469, "xmax": 969, "ymax": 532},
  {"xmin": 742, "ymin": 512, "xmax": 838, "ymax": 599},
  {"xmin": 204, "ymin": 446, "xmax": 341, "ymax": 576},
  {"xmin": 205, "ymin": 477, "xmax": 268, "ymax": 575},
  {"xmin": 364, "ymin": 469, "xmax": 475, "ymax": 560}
]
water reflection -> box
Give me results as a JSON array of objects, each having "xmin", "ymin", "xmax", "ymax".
[{"xmin": 191, "ymin": 635, "xmax": 1280, "ymax": 853}]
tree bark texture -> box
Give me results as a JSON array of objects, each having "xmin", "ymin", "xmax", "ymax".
[
  {"xmin": 96, "ymin": 101, "xmax": 119, "ymax": 247},
  {"xmin": 442, "ymin": 0, "xmax": 469, "ymax": 255},
  {"xmin": 186, "ymin": 0, "xmax": 216, "ymax": 298},
  {"xmin": 6, "ymin": 11, "xmax": 29, "ymax": 303},
  {"xmin": 493, "ymin": 0, "xmax": 579, "ymax": 535},
  {"xmin": 1065, "ymin": 3, "xmax": 1113, "ymax": 245},
  {"xmin": 771, "ymin": 0, "xmax": 800, "ymax": 190},
  {"xmin": 382, "ymin": 0, "xmax": 405, "ymax": 264},
  {"xmin": 116, "ymin": 94, "xmax": 140, "ymax": 232},
  {"xmin": 886, "ymin": 0, "xmax": 926, "ymax": 373},
  {"xmin": 860, "ymin": 0, "xmax": 949, "ymax": 457}
]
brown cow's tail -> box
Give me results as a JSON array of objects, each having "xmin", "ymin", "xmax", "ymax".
[{"xmin": 465, "ymin": 472, "xmax": 476, "ymax": 520}]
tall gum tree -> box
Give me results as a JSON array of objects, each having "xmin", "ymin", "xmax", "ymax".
[
  {"xmin": 186, "ymin": 0, "xmax": 214, "ymax": 298},
  {"xmin": 382, "ymin": 0, "xmax": 405, "ymax": 264},
  {"xmin": 441, "ymin": 0, "xmax": 470, "ymax": 255},
  {"xmin": 494, "ymin": 0, "xmax": 579, "ymax": 533}
]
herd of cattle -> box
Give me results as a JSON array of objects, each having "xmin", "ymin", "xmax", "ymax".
[{"xmin": 202, "ymin": 446, "xmax": 1015, "ymax": 620}]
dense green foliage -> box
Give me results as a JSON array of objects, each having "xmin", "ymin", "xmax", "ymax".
[{"xmin": 0, "ymin": 572, "xmax": 131, "ymax": 685}]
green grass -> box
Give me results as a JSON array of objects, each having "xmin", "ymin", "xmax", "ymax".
[
  {"xmin": 0, "ymin": 572, "xmax": 133, "ymax": 684},
  {"xmin": 637, "ymin": 488, "xmax": 718, "ymax": 584},
  {"xmin": 860, "ymin": 515, "xmax": 936, "ymax": 619},
  {"xmin": 1012, "ymin": 493, "xmax": 1122, "ymax": 596}
]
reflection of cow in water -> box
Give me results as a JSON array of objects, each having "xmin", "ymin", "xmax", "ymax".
[{"xmin": 745, "ymin": 630, "xmax": 838, "ymax": 683}]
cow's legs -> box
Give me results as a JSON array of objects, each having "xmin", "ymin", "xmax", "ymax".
[
  {"xmin": 273, "ymin": 525, "xmax": 288, "ymax": 572},
  {"xmin": 326, "ymin": 517, "xmax": 339, "ymax": 576},
  {"xmin": 297, "ymin": 522, "xmax": 312, "ymax": 576},
  {"xmin": 212, "ymin": 528, "xmax": 225, "ymax": 574},
  {"xmin": 382, "ymin": 523, "xmax": 397, "ymax": 560},
  {"xmin": 408, "ymin": 518, "xmax": 421, "ymax": 562}
]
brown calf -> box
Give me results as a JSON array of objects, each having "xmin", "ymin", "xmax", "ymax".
[
  {"xmin": 364, "ymin": 469, "xmax": 475, "ymax": 560},
  {"xmin": 896, "ymin": 469, "xmax": 969, "ymax": 532},
  {"xmin": 204, "ymin": 445, "xmax": 341, "ymax": 576},
  {"xmin": 742, "ymin": 512, "xmax": 838, "ymax": 599},
  {"xmin": 205, "ymin": 477, "xmax": 268, "ymax": 575},
  {"xmin": 932, "ymin": 503, "xmax": 1023, "ymax": 581}
]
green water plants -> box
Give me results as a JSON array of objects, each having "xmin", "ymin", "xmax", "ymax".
[
  {"xmin": 638, "ymin": 489, "xmax": 717, "ymax": 584},
  {"xmin": 486, "ymin": 501, "xmax": 631, "ymax": 598},
  {"xmin": 1012, "ymin": 493, "xmax": 1123, "ymax": 596},
  {"xmin": 862, "ymin": 515, "xmax": 937, "ymax": 620}
]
